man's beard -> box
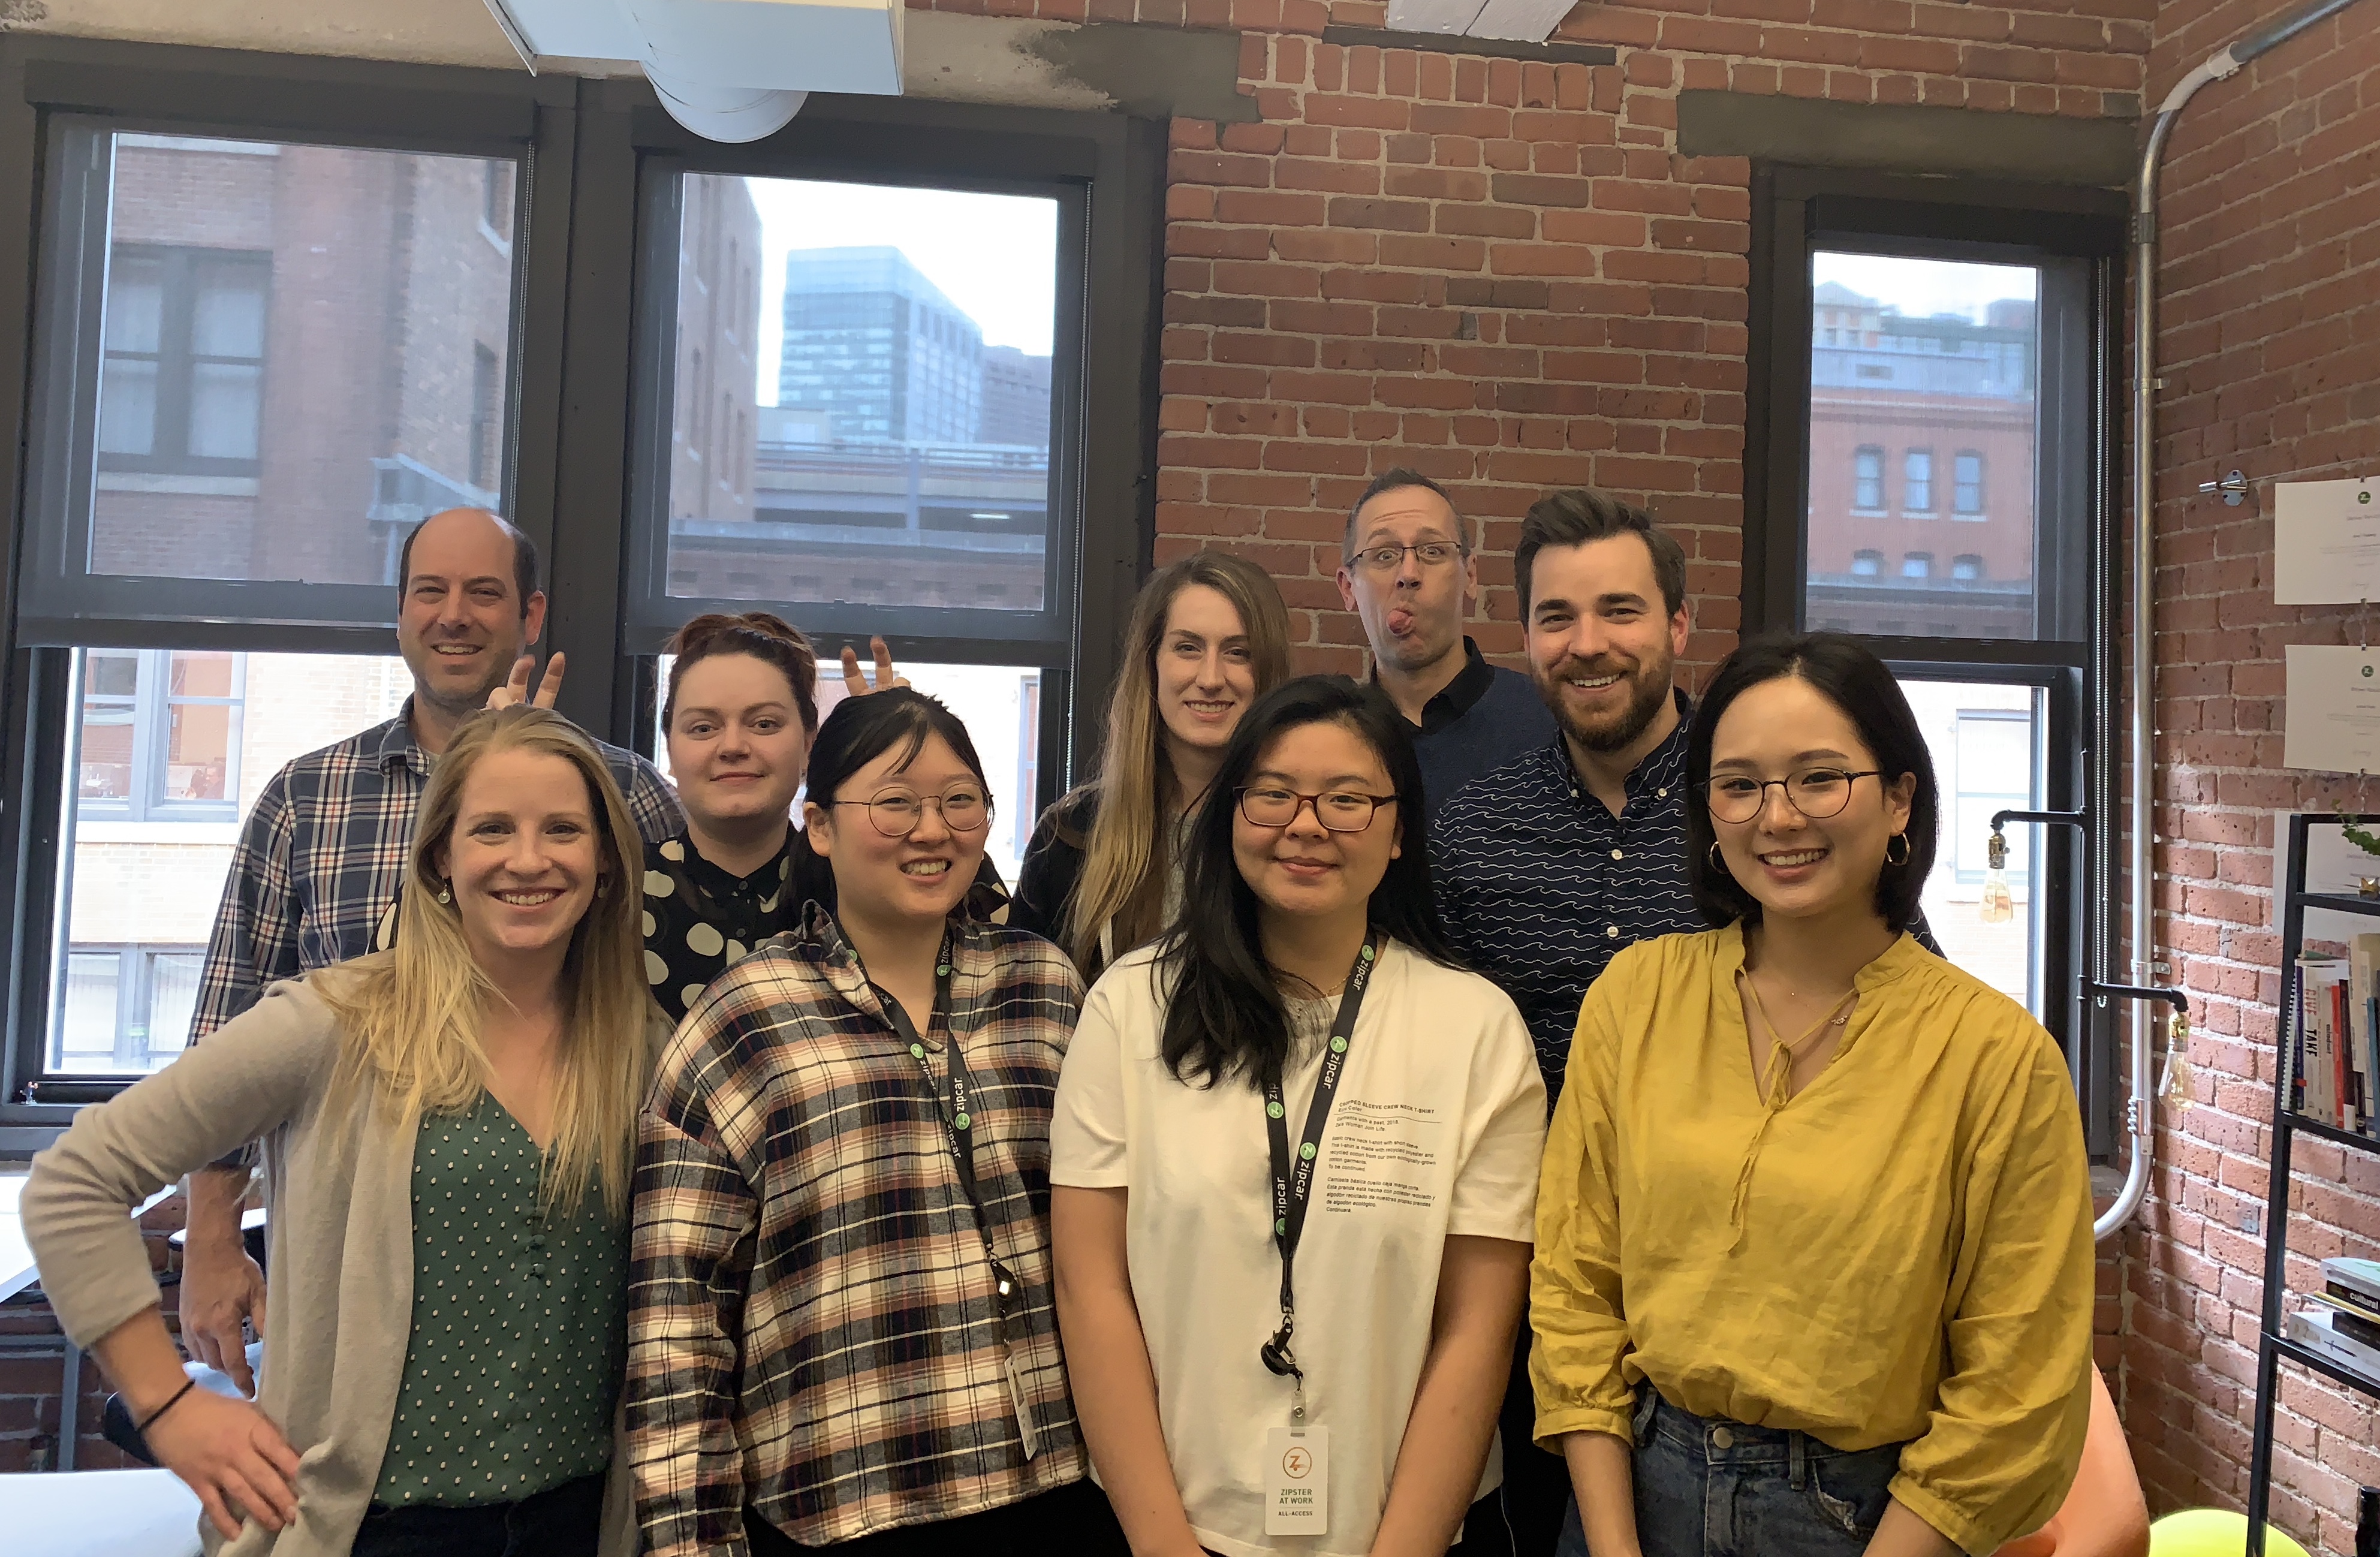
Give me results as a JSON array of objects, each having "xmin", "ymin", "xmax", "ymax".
[{"xmin": 1536, "ymin": 649, "xmax": 1673, "ymax": 754}]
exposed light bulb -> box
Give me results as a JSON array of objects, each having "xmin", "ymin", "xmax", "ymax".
[
  {"xmin": 2159, "ymin": 1005, "xmax": 2195, "ymax": 1112},
  {"xmin": 1978, "ymin": 830, "xmax": 2016, "ymax": 924}
]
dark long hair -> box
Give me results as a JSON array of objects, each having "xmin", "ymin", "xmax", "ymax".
[
  {"xmin": 1683, "ymin": 631, "xmax": 1938, "ymax": 933},
  {"xmin": 791, "ymin": 688, "xmax": 992, "ymax": 918},
  {"xmin": 1157, "ymin": 676, "xmax": 1459, "ymax": 1090}
]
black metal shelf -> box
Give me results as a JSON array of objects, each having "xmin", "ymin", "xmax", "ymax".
[
  {"xmin": 2246, "ymin": 814, "xmax": 2380, "ymax": 1556},
  {"xmin": 2269, "ymin": 1333, "xmax": 2380, "ymax": 1403},
  {"xmin": 2291, "ymin": 890, "xmax": 2380, "ymax": 919},
  {"xmin": 2283, "ymin": 1112, "xmax": 2380, "ymax": 1157}
]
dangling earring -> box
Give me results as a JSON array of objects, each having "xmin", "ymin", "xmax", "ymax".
[
  {"xmin": 1707, "ymin": 842, "xmax": 1726, "ymax": 873},
  {"xmin": 435, "ymin": 878, "xmax": 453, "ymax": 905},
  {"xmin": 596, "ymin": 878, "xmax": 610, "ymax": 900},
  {"xmin": 1885, "ymin": 833, "xmax": 1911, "ymax": 866}
]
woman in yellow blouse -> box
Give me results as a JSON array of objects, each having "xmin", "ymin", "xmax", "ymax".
[{"xmin": 1531, "ymin": 631, "xmax": 2094, "ymax": 1557}]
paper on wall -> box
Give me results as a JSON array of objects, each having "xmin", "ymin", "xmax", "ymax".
[
  {"xmin": 2286, "ymin": 644, "xmax": 2380, "ymax": 773},
  {"xmin": 2275, "ymin": 477, "xmax": 2380, "ymax": 604}
]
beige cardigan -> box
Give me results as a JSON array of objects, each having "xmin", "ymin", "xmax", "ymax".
[{"xmin": 24, "ymin": 977, "xmax": 643, "ymax": 1557}]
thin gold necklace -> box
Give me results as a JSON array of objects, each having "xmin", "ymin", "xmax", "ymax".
[{"xmin": 1737, "ymin": 971, "xmax": 1857, "ymax": 1104}]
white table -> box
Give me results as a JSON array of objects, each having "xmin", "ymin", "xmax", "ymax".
[{"xmin": 1, "ymin": 1170, "xmax": 178, "ymax": 1470}]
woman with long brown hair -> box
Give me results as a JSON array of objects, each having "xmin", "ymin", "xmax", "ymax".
[
  {"xmin": 25, "ymin": 706, "xmax": 661, "ymax": 1557},
  {"xmin": 1012, "ymin": 552, "xmax": 1292, "ymax": 977}
]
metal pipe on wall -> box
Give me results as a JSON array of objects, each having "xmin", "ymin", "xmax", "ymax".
[{"xmin": 2104, "ymin": 0, "xmax": 2373, "ymax": 1242}]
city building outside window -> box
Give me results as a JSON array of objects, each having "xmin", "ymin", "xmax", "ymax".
[
  {"xmin": 1952, "ymin": 553, "xmax": 1985, "ymax": 580},
  {"xmin": 1901, "ymin": 551, "xmax": 1933, "ymax": 579},
  {"xmin": 1851, "ymin": 549, "xmax": 1882, "ymax": 576}
]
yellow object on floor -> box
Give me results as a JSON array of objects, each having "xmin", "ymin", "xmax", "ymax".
[{"xmin": 2146, "ymin": 1509, "xmax": 2310, "ymax": 1557}]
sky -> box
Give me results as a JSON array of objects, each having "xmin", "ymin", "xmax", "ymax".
[
  {"xmin": 739, "ymin": 177, "xmax": 1059, "ymax": 406},
  {"xmin": 1813, "ymin": 250, "xmax": 2037, "ymax": 323}
]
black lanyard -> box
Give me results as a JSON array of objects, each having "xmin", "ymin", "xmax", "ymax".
[
  {"xmin": 1258, "ymin": 930, "xmax": 1380, "ymax": 1414},
  {"xmin": 869, "ymin": 929, "xmax": 1022, "ymax": 1341}
]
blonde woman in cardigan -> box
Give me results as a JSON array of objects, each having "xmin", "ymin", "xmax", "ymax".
[{"xmin": 27, "ymin": 706, "xmax": 659, "ymax": 1557}]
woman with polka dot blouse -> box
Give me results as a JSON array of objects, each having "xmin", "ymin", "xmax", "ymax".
[
  {"xmin": 643, "ymin": 613, "xmax": 1004, "ymax": 1023},
  {"xmin": 629, "ymin": 689, "xmax": 1125, "ymax": 1557},
  {"xmin": 25, "ymin": 707, "xmax": 664, "ymax": 1557}
]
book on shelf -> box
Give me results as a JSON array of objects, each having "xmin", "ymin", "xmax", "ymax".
[
  {"xmin": 2289, "ymin": 1306, "xmax": 2380, "ymax": 1387},
  {"xmin": 2291, "ymin": 950, "xmax": 2380, "ymax": 1135}
]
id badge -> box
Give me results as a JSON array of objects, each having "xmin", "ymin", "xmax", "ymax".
[
  {"xmin": 1007, "ymin": 1354, "xmax": 1043, "ymax": 1460},
  {"xmin": 1263, "ymin": 1425, "xmax": 1328, "ymax": 1534}
]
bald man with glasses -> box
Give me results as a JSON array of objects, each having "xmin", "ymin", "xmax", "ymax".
[{"xmin": 1337, "ymin": 468, "xmax": 1554, "ymax": 817}]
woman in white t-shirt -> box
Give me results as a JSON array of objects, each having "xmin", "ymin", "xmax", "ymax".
[{"xmin": 1052, "ymin": 675, "xmax": 1546, "ymax": 1557}]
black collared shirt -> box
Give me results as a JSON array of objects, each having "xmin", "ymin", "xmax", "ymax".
[
  {"xmin": 1411, "ymin": 636, "xmax": 1500, "ymax": 737},
  {"xmin": 1376, "ymin": 637, "xmax": 1559, "ymax": 817}
]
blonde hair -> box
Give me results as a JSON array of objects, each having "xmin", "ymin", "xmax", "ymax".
[
  {"xmin": 1063, "ymin": 552, "xmax": 1292, "ymax": 975},
  {"xmin": 318, "ymin": 706, "xmax": 652, "ymax": 1216}
]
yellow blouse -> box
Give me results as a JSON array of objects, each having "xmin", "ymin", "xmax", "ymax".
[{"xmin": 1530, "ymin": 926, "xmax": 2094, "ymax": 1556}]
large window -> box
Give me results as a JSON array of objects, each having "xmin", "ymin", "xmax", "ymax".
[
  {"xmin": 612, "ymin": 104, "xmax": 1156, "ymax": 841},
  {"xmin": 10, "ymin": 107, "xmax": 531, "ymax": 1101},
  {"xmin": 1751, "ymin": 169, "xmax": 2120, "ymax": 1128},
  {"xmin": 1, "ymin": 49, "xmax": 1162, "ymax": 1120}
]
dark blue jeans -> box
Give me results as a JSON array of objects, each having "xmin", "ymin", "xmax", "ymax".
[
  {"xmin": 350, "ymin": 1471, "xmax": 605, "ymax": 1557},
  {"xmin": 1554, "ymin": 1389, "xmax": 1908, "ymax": 1557}
]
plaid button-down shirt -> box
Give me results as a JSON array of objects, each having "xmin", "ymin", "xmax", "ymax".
[
  {"xmin": 189, "ymin": 702, "xmax": 682, "ymax": 1041},
  {"xmin": 627, "ymin": 907, "xmax": 1088, "ymax": 1557}
]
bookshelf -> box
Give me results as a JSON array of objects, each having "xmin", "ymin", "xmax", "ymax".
[{"xmin": 2246, "ymin": 814, "xmax": 2380, "ymax": 1556}]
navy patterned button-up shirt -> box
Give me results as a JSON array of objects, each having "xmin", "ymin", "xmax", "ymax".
[{"xmin": 1430, "ymin": 693, "xmax": 1703, "ymax": 1097}]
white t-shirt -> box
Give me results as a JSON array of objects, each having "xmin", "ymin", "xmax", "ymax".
[{"xmin": 1052, "ymin": 938, "xmax": 1546, "ymax": 1557}]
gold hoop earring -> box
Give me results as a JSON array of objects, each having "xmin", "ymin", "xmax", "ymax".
[
  {"xmin": 1885, "ymin": 833, "xmax": 1910, "ymax": 866},
  {"xmin": 1707, "ymin": 842, "xmax": 1726, "ymax": 874}
]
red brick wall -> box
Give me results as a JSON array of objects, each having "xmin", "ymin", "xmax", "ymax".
[
  {"xmin": 2122, "ymin": 1, "xmax": 2380, "ymax": 1549},
  {"xmin": 917, "ymin": 0, "xmax": 2145, "ymax": 682}
]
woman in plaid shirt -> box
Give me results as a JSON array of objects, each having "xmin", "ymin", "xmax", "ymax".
[{"xmin": 626, "ymin": 688, "xmax": 1126, "ymax": 1557}]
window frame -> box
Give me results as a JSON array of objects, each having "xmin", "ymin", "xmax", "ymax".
[
  {"xmin": 1745, "ymin": 165, "xmax": 2124, "ymax": 1151},
  {"xmin": 0, "ymin": 37, "xmax": 579, "ymax": 1124},
  {"xmin": 555, "ymin": 92, "xmax": 1162, "ymax": 810}
]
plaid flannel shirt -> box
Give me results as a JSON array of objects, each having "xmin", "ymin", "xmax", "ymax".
[
  {"xmin": 627, "ymin": 906, "xmax": 1089, "ymax": 1557},
  {"xmin": 189, "ymin": 702, "xmax": 682, "ymax": 1041}
]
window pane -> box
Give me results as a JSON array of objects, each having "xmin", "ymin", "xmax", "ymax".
[
  {"xmin": 144, "ymin": 951, "xmax": 204, "ymax": 1067},
  {"xmin": 1900, "ymin": 677, "xmax": 2042, "ymax": 1016},
  {"xmin": 191, "ymin": 261, "xmax": 268, "ymax": 357},
  {"xmin": 164, "ymin": 700, "xmax": 234, "ymax": 802},
  {"xmin": 662, "ymin": 176, "xmax": 1059, "ymax": 613},
  {"xmin": 1807, "ymin": 254, "xmax": 2038, "ymax": 639},
  {"xmin": 53, "ymin": 952, "xmax": 121, "ymax": 1073},
  {"xmin": 49, "ymin": 650, "xmax": 411, "ymax": 1074},
  {"xmin": 188, "ymin": 362, "xmax": 262, "ymax": 459},
  {"xmin": 85, "ymin": 134, "xmax": 519, "ymax": 580},
  {"xmin": 103, "ymin": 255, "xmax": 162, "ymax": 353},
  {"xmin": 97, "ymin": 357, "xmax": 158, "ymax": 455}
]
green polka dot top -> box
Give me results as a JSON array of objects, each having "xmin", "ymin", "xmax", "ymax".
[{"xmin": 370, "ymin": 1091, "xmax": 627, "ymax": 1508}]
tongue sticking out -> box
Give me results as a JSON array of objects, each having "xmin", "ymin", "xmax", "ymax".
[{"xmin": 1387, "ymin": 609, "xmax": 1415, "ymax": 637}]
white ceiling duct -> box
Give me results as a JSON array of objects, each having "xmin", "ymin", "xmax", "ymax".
[
  {"xmin": 1384, "ymin": 0, "xmax": 1578, "ymax": 44},
  {"xmin": 481, "ymin": 0, "xmax": 904, "ymax": 142}
]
